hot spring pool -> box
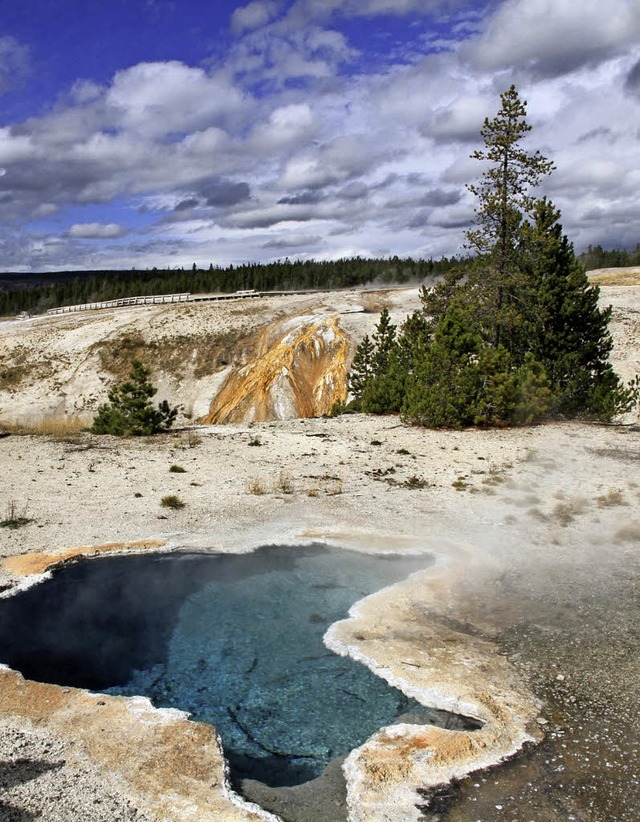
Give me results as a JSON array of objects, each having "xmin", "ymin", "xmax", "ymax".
[{"xmin": 0, "ymin": 544, "xmax": 437, "ymax": 786}]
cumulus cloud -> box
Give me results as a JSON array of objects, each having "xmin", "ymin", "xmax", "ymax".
[
  {"xmin": 465, "ymin": 0, "xmax": 640, "ymax": 77},
  {"xmin": 421, "ymin": 95, "xmax": 491, "ymax": 143},
  {"xmin": 2, "ymin": 2, "xmax": 640, "ymax": 270},
  {"xmin": 280, "ymin": 135, "xmax": 393, "ymax": 191},
  {"xmin": 67, "ymin": 223, "xmax": 127, "ymax": 239},
  {"xmin": 105, "ymin": 62, "xmax": 249, "ymax": 138},
  {"xmin": 249, "ymin": 103, "xmax": 319, "ymax": 152}
]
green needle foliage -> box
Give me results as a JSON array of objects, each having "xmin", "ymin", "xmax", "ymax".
[
  {"xmin": 347, "ymin": 86, "xmax": 639, "ymax": 427},
  {"xmin": 91, "ymin": 360, "xmax": 178, "ymax": 436}
]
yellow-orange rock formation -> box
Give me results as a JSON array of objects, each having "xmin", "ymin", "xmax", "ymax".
[{"xmin": 201, "ymin": 314, "xmax": 349, "ymax": 424}]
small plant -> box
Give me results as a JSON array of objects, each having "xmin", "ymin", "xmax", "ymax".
[
  {"xmin": 396, "ymin": 448, "xmax": 411, "ymax": 455},
  {"xmin": 403, "ymin": 475, "xmax": 429, "ymax": 489},
  {"xmin": 370, "ymin": 439, "xmax": 383, "ymax": 446},
  {"xmin": 328, "ymin": 479, "xmax": 344, "ymax": 495},
  {"xmin": 134, "ymin": 492, "xmax": 143, "ymax": 498},
  {"xmin": 248, "ymin": 436, "xmax": 262, "ymax": 447},
  {"xmin": 552, "ymin": 498, "xmax": 587, "ymax": 526},
  {"xmin": 184, "ymin": 430, "xmax": 201, "ymax": 448},
  {"xmin": 0, "ymin": 500, "xmax": 32, "ymax": 529},
  {"xmin": 452, "ymin": 478, "xmax": 468, "ymax": 491},
  {"xmin": 161, "ymin": 494, "xmax": 185, "ymax": 510},
  {"xmin": 276, "ymin": 472, "xmax": 294, "ymax": 494},
  {"xmin": 596, "ymin": 489, "xmax": 625, "ymax": 507},
  {"xmin": 169, "ymin": 464, "xmax": 186, "ymax": 473},
  {"xmin": 247, "ymin": 478, "xmax": 266, "ymax": 495},
  {"xmin": 482, "ymin": 465, "xmax": 505, "ymax": 486}
]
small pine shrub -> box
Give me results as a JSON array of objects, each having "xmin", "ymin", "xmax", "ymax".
[
  {"xmin": 91, "ymin": 360, "xmax": 178, "ymax": 436},
  {"xmin": 161, "ymin": 494, "xmax": 185, "ymax": 509}
]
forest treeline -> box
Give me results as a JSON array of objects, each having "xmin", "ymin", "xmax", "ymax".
[
  {"xmin": 578, "ymin": 244, "xmax": 640, "ymax": 271},
  {"xmin": 0, "ymin": 256, "xmax": 461, "ymax": 316}
]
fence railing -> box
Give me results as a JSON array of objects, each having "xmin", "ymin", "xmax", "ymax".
[
  {"xmin": 47, "ymin": 293, "xmax": 192, "ymax": 315},
  {"xmin": 44, "ymin": 287, "xmax": 323, "ymax": 316}
]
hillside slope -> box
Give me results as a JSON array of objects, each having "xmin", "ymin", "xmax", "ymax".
[{"xmin": 1, "ymin": 283, "xmax": 638, "ymax": 427}]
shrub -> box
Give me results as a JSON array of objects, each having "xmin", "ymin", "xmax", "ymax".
[
  {"xmin": 161, "ymin": 495, "xmax": 185, "ymax": 509},
  {"xmin": 91, "ymin": 360, "xmax": 177, "ymax": 436},
  {"xmin": 169, "ymin": 464, "xmax": 186, "ymax": 473},
  {"xmin": 276, "ymin": 473, "xmax": 294, "ymax": 494},
  {"xmin": 247, "ymin": 478, "xmax": 266, "ymax": 495},
  {"xmin": 1, "ymin": 500, "xmax": 32, "ymax": 529}
]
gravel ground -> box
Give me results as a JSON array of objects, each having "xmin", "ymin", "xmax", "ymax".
[{"xmin": 0, "ymin": 417, "xmax": 638, "ymax": 820}]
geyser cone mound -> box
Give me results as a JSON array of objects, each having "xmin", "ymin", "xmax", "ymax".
[{"xmin": 201, "ymin": 314, "xmax": 349, "ymax": 423}]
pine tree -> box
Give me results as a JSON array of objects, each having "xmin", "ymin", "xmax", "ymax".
[
  {"xmin": 91, "ymin": 360, "xmax": 178, "ymax": 436},
  {"xmin": 520, "ymin": 198, "xmax": 628, "ymax": 418},
  {"xmin": 371, "ymin": 308, "xmax": 397, "ymax": 376},
  {"xmin": 348, "ymin": 335, "xmax": 375, "ymax": 403},
  {"xmin": 466, "ymin": 85, "xmax": 554, "ymax": 349}
]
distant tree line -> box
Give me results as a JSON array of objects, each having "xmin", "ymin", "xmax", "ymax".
[
  {"xmin": 0, "ymin": 256, "xmax": 463, "ymax": 316},
  {"xmin": 578, "ymin": 244, "xmax": 640, "ymax": 271}
]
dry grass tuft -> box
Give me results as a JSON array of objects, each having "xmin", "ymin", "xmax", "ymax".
[
  {"xmin": 595, "ymin": 489, "xmax": 625, "ymax": 507},
  {"xmin": 587, "ymin": 268, "xmax": 640, "ymax": 286},
  {"xmin": 182, "ymin": 429, "xmax": 202, "ymax": 448},
  {"xmin": 275, "ymin": 472, "xmax": 295, "ymax": 494},
  {"xmin": 327, "ymin": 478, "xmax": 344, "ymax": 495},
  {"xmin": 552, "ymin": 498, "xmax": 588, "ymax": 526},
  {"xmin": 247, "ymin": 478, "xmax": 267, "ymax": 495},
  {"xmin": 0, "ymin": 415, "xmax": 89, "ymax": 439}
]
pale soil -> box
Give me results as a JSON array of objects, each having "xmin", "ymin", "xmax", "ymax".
[
  {"xmin": 0, "ymin": 283, "xmax": 639, "ymax": 821},
  {"xmin": 1, "ymin": 417, "xmax": 639, "ymax": 820}
]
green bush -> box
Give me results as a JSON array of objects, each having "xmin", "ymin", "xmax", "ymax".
[
  {"xmin": 161, "ymin": 494, "xmax": 185, "ymax": 509},
  {"xmin": 91, "ymin": 360, "xmax": 177, "ymax": 436}
]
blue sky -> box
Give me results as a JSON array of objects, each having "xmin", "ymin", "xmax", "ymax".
[{"xmin": 1, "ymin": 0, "xmax": 639, "ymax": 272}]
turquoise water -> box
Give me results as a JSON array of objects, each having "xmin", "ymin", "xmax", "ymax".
[{"xmin": 0, "ymin": 544, "xmax": 434, "ymax": 786}]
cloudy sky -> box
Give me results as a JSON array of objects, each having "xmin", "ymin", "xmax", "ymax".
[{"xmin": 1, "ymin": 0, "xmax": 639, "ymax": 272}]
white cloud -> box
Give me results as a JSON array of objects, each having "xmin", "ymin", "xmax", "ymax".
[
  {"xmin": 288, "ymin": 0, "xmax": 468, "ymax": 22},
  {"xmin": 67, "ymin": 223, "xmax": 127, "ymax": 239},
  {"xmin": 421, "ymin": 95, "xmax": 492, "ymax": 143},
  {"xmin": 70, "ymin": 79, "xmax": 104, "ymax": 104},
  {"xmin": 280, "ymin": 135, "xmax": 392, "ymax": 191},
  {"xmin": 106, "ymin": 62, "xmax": 249, "ymax": 138},
  {"xmin": 31, "ymin": 203, "xmax": 58, "ymax": 218},
  {"xmin": 249, "ymin": 103, "xmax": 319, "ymax": 152},
  {"xmin": 231, "ymin": 1, "xmax": 281, "ymax": 34},
  {"xmin": 0, "ymin": 36, "xmax": 30, "ymax": 95},
  {"xmin": 2, "ymin": 2, "xmax": 640, "ymax": 271},
  {"xmin": 0, "ymin": 128, "xmax": 37, "ymax": 164},
  {"xmin": 466, "ymin": 0, "xmax": 640, "ymax": 76}
]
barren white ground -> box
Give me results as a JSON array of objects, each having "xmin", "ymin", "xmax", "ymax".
[{"xmin": 0, "ymin": 281, "xmax": 639, "ymax": 821}]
